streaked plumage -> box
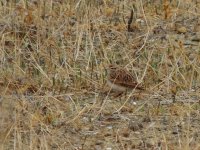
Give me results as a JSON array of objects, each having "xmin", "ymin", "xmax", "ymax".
[{"xmin": 107, "ymin": 64, "xmax": 143, "ymax": 92}]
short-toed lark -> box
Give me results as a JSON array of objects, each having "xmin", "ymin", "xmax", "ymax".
[{"xmin": 106, "ymin": 64, "xmax": 143, "ymax": 96}]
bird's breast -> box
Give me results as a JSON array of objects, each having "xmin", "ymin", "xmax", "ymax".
[{"xmin": 107, "ymin": 80, "xmax": 127, "ymax": 92}]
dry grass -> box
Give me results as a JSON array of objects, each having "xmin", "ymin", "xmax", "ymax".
[{"xmin": 0, "ymin": 0, "xmax": 200, "ymax": 149}]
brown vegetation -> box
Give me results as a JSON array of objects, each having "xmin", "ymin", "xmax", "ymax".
[{"xmin": 0, "ymin": 0, "xmax": 200, "ymax": 149}]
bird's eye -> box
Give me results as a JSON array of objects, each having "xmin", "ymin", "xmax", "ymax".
[{"xmin": 124, "ymin": 75, "xmax": 131, "ymax": 82}]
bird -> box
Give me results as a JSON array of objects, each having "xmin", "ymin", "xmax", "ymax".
[{"xmin": 106, "ymin": 64, "xmax": 144, "ymax": 96}]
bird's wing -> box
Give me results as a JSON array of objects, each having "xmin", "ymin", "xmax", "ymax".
[{"xmin": 110, "ymin": 72, "xmax": 143, "ymax": 90}]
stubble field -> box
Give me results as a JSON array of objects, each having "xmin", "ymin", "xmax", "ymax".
[{"xmin": 0, "ymin": 0, "xmax": 200, "ymax": 149}]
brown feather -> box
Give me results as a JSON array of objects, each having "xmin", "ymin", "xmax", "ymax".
[{"xmin": 107, "ymin": 64, "xmax": 144, "ymax": 91}]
